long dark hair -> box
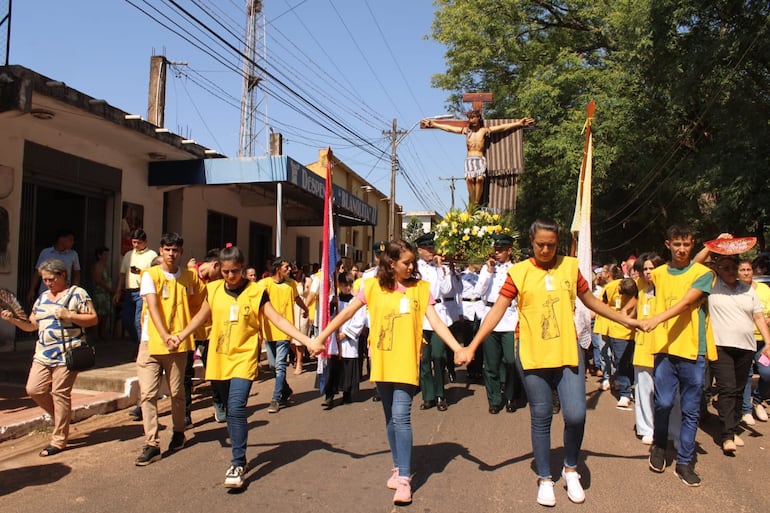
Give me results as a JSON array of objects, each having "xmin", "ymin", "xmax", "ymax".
[{"xmin": 377, "ymin": 239, "xmax": 421, "ymax": 290}]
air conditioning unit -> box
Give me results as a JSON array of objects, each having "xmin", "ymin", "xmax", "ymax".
[{"xmin": 340, "ymin": 243, "xmax": 351, "ymax": 257}]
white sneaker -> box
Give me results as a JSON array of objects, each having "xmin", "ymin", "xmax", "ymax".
[
  {"xmin": 224, "ymin": 465, "xmax": 244, "ymax": 488},
  {"xmin": 537, "ymin": 478, "xmax": 556, "ymax": 507},
  {"xmin": 601, "ymin": 379, "xmax": 610, "ymax": 391},
  {"xmin": 561, "ymin": 469, "xmax": 586, "ymax": 504},
  {"xmin": 616, "ymin": 396, "xmax": 632, "ymax": 410},
  {"xmin": 755, "ymin": 403, "xmax": 769, "ymax": 422},
  {"xmin": 742, "ymin": 412, "xmax": 757, "ymax": 426}
]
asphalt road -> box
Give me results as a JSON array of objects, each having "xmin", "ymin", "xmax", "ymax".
[{"xmin": 0, "ymin": 369, "xmax": 766, "ymax": 513}]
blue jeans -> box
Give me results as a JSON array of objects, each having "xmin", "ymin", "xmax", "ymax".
[
  {"xmin": 607, "ymin": 337, "xmax": 634, "ymax": 398},
  {"xmin": 516, "ymin": 347, "xmax": 586, "ymax": 479},
  {"xmin": 376, "ymin": 382, "xmax": 417, "ymax": 478},
  {"xmin": 122, "ymin": 290, "xmax": 143, "ymax": 344},
  {"xmin": 591, "ymin": 320, "xmax": 610, "ymax": 375},
  {"xmin": 742, "ymin": 341, "xmax": 770, "ymax": 413},
  {"xmin": 653, "ymin": 354, "xmax": 705, "ymax": 465},
  {"xmin": 266, "ymin": 340, "xmax": 291, "ymax": 402},
  {"xmin": 211, "ymin": 378, "xmax": 252, "ymax": 467}
]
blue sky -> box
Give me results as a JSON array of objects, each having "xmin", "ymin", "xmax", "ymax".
[{"xmin": 9, "ymin": 0, "xmax": 470, "ymax": 214}]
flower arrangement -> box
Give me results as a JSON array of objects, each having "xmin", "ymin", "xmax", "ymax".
[{"xmin": 434, "ymin": 207, "xmax": 519, "ymax": 263}]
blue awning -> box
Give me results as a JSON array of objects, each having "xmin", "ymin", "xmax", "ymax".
[{"xmin": 149, "ymin": 155, "xmax": 377, "ymax": 226}]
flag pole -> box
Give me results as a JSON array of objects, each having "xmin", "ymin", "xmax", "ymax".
[{"xmin": 570, "ymin": 100, "xmax": 596, "ymax": 257}]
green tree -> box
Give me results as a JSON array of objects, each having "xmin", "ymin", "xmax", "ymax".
[
  {"xmin": 402, "ymin": 216, "xmax": 426, "ymax": 245},
  {"xmin": 429, "ymin": 0, "xmax": 770, "ymax": 258}
]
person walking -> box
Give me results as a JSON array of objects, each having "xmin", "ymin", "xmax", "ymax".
[
  {"xmin": 176, "ymin": 245, "xmax": 324, "ymax": 488},
  {"xmin": 313, "ymin": 239, "xmax": 464, "ymax": 506},
  {"xmin": 457, "ymin": 218, "xmax": 639, "ymax": 507},
  {"xmin": 2, "ymin": 258, "xmax": 97, "ymax": 457}
]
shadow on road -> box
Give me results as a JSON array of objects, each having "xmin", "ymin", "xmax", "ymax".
[{"xmin": 0, "ymin": 463, "xmax": 71, "ymax": 496}]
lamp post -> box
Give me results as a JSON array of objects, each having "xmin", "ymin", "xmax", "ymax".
[{"xmin": 385, "ymin": 114, "xmax": 453, "ymax": 240}]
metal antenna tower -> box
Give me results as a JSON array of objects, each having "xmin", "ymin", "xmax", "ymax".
[{"xmin": 238, "ymin": 0, "xmax": 266, "ymax": 157}]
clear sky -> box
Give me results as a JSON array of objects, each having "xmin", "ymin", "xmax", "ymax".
[{"xmin": 9, "ymin": 0, "xmax": 470, "ymax": 214}]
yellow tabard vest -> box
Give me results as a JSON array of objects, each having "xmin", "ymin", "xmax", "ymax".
[
  {"xmin": 753, "ymin": 281, "xmax": 770, "ymax": 340},
  {"xmin": 595, "ymin": 279, "xmax": 635, "ymax": 340},
  {"xmin": 650, "ymin": 263, "xmax": 717, "ymax": 360},
  {"xmin": 204, "ymin": 280, "xmax": 266, "ymax": 381},
  {"xmin": 192, "ymin": 276, "xmax": 214, "ymax": 342},
  {"xmin": 633, "ymin": 277, "xmax": 655, "ymax": 368},
  {"xmin": 365, "ymin": 278, "xmax": 429, "ymax": 386},
  {"xmin": 259, "ymin": 276, "xmax": 297, "ymax": 341},
  {"xmin": 509, "ymin": 257, "xmax": 579, "ymax": 370},
  {"xmin": 144, "ymin": 266, "xmax": 206, "ymax": 355}
]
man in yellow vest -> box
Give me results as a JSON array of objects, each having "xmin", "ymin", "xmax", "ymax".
[
  {"xmin": 260, "ymin": 259, "xmax": 308, "ymax": 413},
  {"xmin": 134, "ymin": 233, "xmax": 206, "ymax": 466},
  {"xmin": 640, "ymin": 224, "xmax": 716, "ymax": 487}
]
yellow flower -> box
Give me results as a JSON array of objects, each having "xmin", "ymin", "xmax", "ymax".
[
  {"xmin": 462, "ymin": 235, "xmax": 470, "ymax": 241},
  {"xmin": 471, "ymin": 229, "xmax": 478, "ymax": 236},
  {"xmin": 459, "ymin": 212, "xmax": 470, "ymax": 222},
  {"xmin": 495, "ymin": 225, "xmax": 502, "ymax": 233},
  {"xmin": 493, "ymin": 214, "xmax": 500, "ymax": 221}
]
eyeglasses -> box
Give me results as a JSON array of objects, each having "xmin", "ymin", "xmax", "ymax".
[{"xmin": 221, "ymin": 268, "xmax": 242, "ymax": 275}]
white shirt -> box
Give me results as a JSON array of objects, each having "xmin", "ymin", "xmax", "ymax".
[
  {"xmin": 474, "ymin": 260, "xmax": 518, "ymax": 332},
  {"xmin": 417, "ymin": 258, "xmax": 455, "ymax": 328}
]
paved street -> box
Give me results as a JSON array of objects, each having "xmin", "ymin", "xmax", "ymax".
[{"xmin": 0, "ymin": 368, "xmax": 766, "ymax": 513}]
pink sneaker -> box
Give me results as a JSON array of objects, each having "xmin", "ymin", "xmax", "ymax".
[
  {"xmin": 393, "ymin": 476, "xmax": 412, "ymax": 505},
  {"xmin": 386, "ymin": 468, "xmax": 399, "ymax": 489}
]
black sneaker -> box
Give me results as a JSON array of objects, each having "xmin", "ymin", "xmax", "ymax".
[
  {"xmin": 279, "ymin": 386, "xmax": 293, "ymax": 406},
  {"xmin": 128, "ymin": 406, "xmax": 142, "ymax": 421},
  {"xmin": 167, "ymin": 431, "xmax": 186, "ymax": 452},
  {"xmin": 649, "ymin": 445, "xmax": 666, "ymax": 473},
  {"xmin": 675, "ymin": 463, "xmax": 701, "ymax": 487},
  {"xmin": 135, "ymin": 445, "xmax": 161, "ymax": 466}
]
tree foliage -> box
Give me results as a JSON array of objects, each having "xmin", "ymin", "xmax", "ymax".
[
  {"xmin": 402, "ymin": 216, "xmax": 426, "ymax": 245},
  {"xmin": 429, "ymin": 0, "xmax": 770, "ymax": 261}
]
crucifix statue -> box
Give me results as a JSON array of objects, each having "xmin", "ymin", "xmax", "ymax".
[{"xmin": 421, "ymin": 93, "xmax": 534, "ymax": 207}]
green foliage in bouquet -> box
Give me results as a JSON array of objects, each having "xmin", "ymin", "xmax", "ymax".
[{"xmin": 434, "ymin": 207, "xmax": 519, "ymax": 263}]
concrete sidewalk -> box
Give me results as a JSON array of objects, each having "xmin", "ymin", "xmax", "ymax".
[{"xmin": 1, "ymin": 338, "xmax": 143, "ymax": 442}]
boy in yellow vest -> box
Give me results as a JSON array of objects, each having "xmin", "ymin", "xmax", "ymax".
[
  {"xmin": 134, "ymin": 233, "xmax": 206, "ymax": 466},
  {"xmin": 640, "ymin": 223, "xmax": 715, "ymax": 487}
]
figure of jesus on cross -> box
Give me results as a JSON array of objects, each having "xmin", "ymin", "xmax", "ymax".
[{"xmin": 421, "ymin": 94, "xmax": 534, "ymax": 207}]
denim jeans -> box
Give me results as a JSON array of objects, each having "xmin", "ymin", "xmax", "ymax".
[
  {"xmin": 516, "ymin": 347, "xmax": 585, "ymax": 479},
  {"xmin": 376, "ymin": 382, "xmax": 417, "ymax": 478},
  {"xmin": 122, "ymin": 290, "xmax": 143, "ymax": 344},
  {"xmin": 653, "ymin": 354, "xmax": 705, "ymax": 465},
  {"xmin": 211, "ymin": 378, "xmax": 252, "ymax": 467},
  {"xmin": 607, "ymin": 337, "xmax": 634, "ymax": 398},
  {"xmin": 266, "ymin": 340, "xmax": 291, "ymax": 402},
  {"xmin": 742, "ymin": 341, "xmax": 770, "ymax": 413},
  {"xmin": 591, "ymin": 320, "xmax": 610, "ymax": 374}
]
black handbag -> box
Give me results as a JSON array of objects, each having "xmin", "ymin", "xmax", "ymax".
[{"xmin": 58, "ymin": 287, "xmax": 96, "ymax": 372}]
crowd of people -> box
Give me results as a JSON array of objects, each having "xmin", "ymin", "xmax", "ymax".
[{"xmin": 4, "ymin": 220, "xmax": 770, "ymax": 508}]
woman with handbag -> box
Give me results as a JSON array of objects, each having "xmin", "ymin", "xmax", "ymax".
[{"xmin": 0, "ymin": 258, "xmax": 97, "ymax": 457}]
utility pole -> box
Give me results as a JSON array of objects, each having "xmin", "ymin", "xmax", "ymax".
[
  {"xmin": 383, "ymin": 118, "xmax": 407, "ymax": 240},
  {"xmin": 439, "ymin": 176, "xmax": 464, "ymax": 210}
]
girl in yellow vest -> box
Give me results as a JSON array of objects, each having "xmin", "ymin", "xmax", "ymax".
[
  {"xmin": 458, "ymin": 218, "xmax": 640, "ymax": 507},
  {"xmin": 313, "ymin": 239, "xmax": 464, "ymax": 507},
  {"xmin": 177, "ymin": 246, "xmax": 325, "ymax": 489}
]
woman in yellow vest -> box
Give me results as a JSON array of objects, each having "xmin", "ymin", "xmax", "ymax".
[
  {"xmin": 313, "ymin": 239, "xmax": 464, "ymax": 507},
  {"xmin": 458, "ymin": 218, "xmax": 639, "ymax": 507},
  {"xmin": 177, "ymin": 246, "xmax": 325, "ymax": 490},
  {"xmin": 632, "ymin": 252, "xmax": 668, "ymax": 445}
]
